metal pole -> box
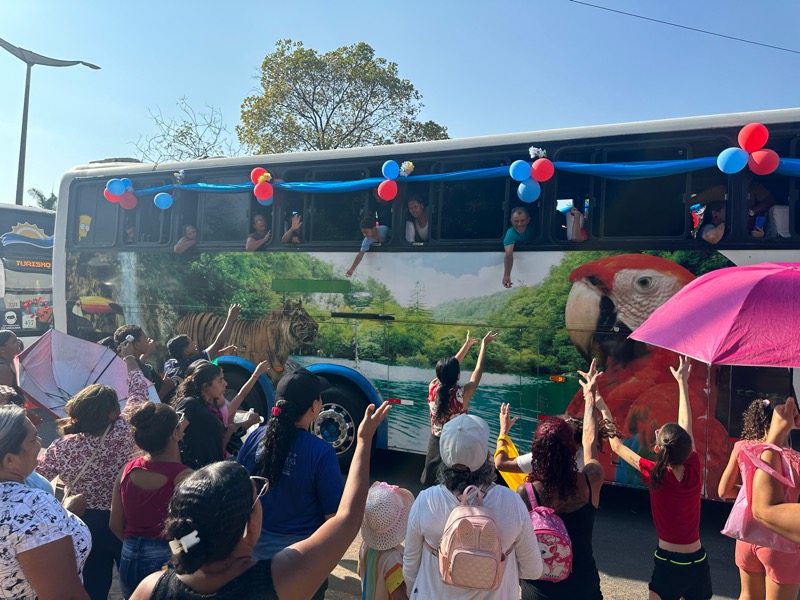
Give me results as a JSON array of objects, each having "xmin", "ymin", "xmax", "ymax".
[{"xmin": 15, "ymin": 63, "xmax": 32, "ymax": 206}]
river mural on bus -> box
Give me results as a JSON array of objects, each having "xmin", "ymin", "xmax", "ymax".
[{"xmin": 65, "ymin": 247, "xmax": 734, "ymax": 496}]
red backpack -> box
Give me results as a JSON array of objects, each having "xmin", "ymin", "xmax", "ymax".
[{"xmin": 524, "ymin": 482, "xmax": 573, "ymax": 582}]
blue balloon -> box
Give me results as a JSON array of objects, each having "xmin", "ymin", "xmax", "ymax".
[
  {"xmin": 120, "ymin": 178, "xmax": 133, "ymax": 190},
  {"xmin": 717, "ymin": 147, "xmax": 748, "ymax": 174},
  {"xmin": 382, "ymin": 160, "xmax": 400, "ymax": 180},
  {"xmin": 257, "ymin": 197, "xmax": 274, "ymax": 207},
  {"xmin": 517, "ymin": 179, "xmax": 541, "ymax": 203},
  {"xmin": 509, "ymin": 160, "xmax": 531, "ymax": 182},
  {"xmin": 154, "ymin": 193, "xmax": 173, "ymax": 210},
  {"xmin": 107, "ymin": 179, "xmax": 125, "ymax": 196}
]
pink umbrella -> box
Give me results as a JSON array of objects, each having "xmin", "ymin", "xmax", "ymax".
[
  {"xmin": 16, "ymin": 329, "xmax": 129, "ymax": 417},
  {"xmin": 630, "ymin": 262, "xmax": 800, "ymax": 367}
]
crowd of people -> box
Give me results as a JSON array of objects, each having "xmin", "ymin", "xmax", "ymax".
[{"xmin": 1, "ymin": 307, "xmax": 799, "ymax": 599}]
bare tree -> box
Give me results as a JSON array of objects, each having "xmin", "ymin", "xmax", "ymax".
[{"xmin": 133, "ymin": 97, "xmax": 241, "ymax": 163}]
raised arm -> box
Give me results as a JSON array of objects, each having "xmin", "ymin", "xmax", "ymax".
[
  {"xmin": 752, "ymin": 397, "xmax": 800, "ymax": 544},
  {"xmin": 227, "ymin": 361, "xmax": 270, "ymax": 422},
  {"xmin": 494, "ymin": 402, "xmax": 523, "ymax": 473},
  {"xmin": 578, "ymin": 360, "xmax": 602, "ymax": 469},
  {"xmin": 605, "ymin": 392, "xmax": 642, "ymax": 473},
  {"xmin": 454, "ymin": 330, "xmax": 477, "ymax": 364},
  {"xmin": 271, "ymin": 402, "xmax": 391, "ymax": 599},
  {"xmin": 245, "ymin": 231, "xmax": 271, "ymax": 252},
  {"xmin": 120, "ymin": 343, "xmax": 149, "ymax": 417},
  {"xmin": 205, "ymin": 304, "xmax": 240, "ymax": 359},
  {"xmin": 462, "ymin": 331, "xmax": 497, "ymax": 407},
  {"xmin": 281, "ymin": 214, "xmax": 302, "ymax": 243},
  {"xmin": 670, "ymin": 355, "xmax": 693, "ymax": 446}
]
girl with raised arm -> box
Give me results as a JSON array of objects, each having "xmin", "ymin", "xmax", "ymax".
[
  {"xmin": 420, "ymin": 330, "xmax": 497, "ymax": 488},
  {"xmin": 607, "ymin": 355, "xmax": 712, "ymax": 600}
]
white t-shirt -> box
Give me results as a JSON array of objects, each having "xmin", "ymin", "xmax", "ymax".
[
  {"xmin": 403, "ymin": 484, "xmax": 543, "ymax": 599},
  {"xmin": 405, "ymin": 220, "xmax": 430, "ymax": 242},
  {"xmin": 0, "ymin": 482, "xmax": 91, "ymax": 599}
]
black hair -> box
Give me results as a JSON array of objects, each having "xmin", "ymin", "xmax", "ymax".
[
  {"xmin": 0, "ymin": 405, "xmax": 28, "ymax": 463},
  {"xmin": 438, "ymin": 458, "xmax": 496, "ymax": 495},
  {"xmin": 255, "ymin": 383, "xmax": 319, "ymax": 486},
  {"xmin": 741, "ymin": 398, "xmax": 776, "ymax": 442},
  {"xmin": 164, "ymin": 461, "xmax": 253, "ymax": 574},
  {"xmin": 649, "ymin": 422, "xmax": 693, "ymax": 490},
  {"xmin": 60, "ymin": 384, "xmax": 119, "ymax": 436},
  {"xmin": 359, "ymin": 217, "xmax": 376, "ymax": 230},
  {"xmin": 407, "ymin": 195, "xmax": 428, "ymax": 209},
  {"xmin": 173, "ymin": 361, "xmax": 222, "ymax": 407},
  {"xmin": 114, "ymin": 324, "xmax": 144, "ymax": 347},
  {"xmin": 129, "ymin": 403, "xmax": 180, "ymax": 454},
  {"xmin": 97, "ymin": 336, "xmax": 117, "ymax": 351},
  {"xmin": 167, "ymin": 335, "xmax": 191, "ymax": 360},
  {"xmin": 434, "ymin": 357, "xmax": 460, "ymax": 423},
  {"xmin": 0, "ymin": 331, "xmax": 17, "ymax": 347}
]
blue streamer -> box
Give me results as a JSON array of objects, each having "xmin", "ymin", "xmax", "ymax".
[{"xmin": 553, "ymin": 157, "xmax": 717, "ymax": 180}]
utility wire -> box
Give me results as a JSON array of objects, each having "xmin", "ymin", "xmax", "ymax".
[{"xmin": 569, "ymin": 0, "xmax": 800, "ymax": 55}]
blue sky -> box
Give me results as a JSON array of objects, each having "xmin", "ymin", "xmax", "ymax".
[{"xmin": 1, "ymin": 1, "xmax": 797, "ymax": 205}]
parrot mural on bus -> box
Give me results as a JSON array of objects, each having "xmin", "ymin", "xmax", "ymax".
[{"xmin": 564, "ymin": 254, "xmax": 729, "ymax": 498}]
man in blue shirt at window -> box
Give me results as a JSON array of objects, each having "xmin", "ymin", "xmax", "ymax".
[
  {"xmin": 345, "ymin": 217, "xmax": 391, "ymax": 277},
  {"xmin": 502, "ymin": 207, "xmax": 532, "ymax": 288}
]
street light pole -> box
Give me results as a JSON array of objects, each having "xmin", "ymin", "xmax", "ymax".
[{"xmin": 0, "ymin": 37, "xmax": 99, "ymax": 205}]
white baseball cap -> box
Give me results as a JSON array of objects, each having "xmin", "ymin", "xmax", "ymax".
[{"xmin": 439, "ymin": 414, "xmax": 490, "ymax": 472}]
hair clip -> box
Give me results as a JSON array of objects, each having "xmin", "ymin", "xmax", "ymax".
[
  {"xmin": 271, "ymin": 406, "xmax": 282, "ymax": 417},
  {"xmin": 762, "ymin": 398, "xmax": 771, "ymax": 408},
  {"xmin": 169, "ymin": 530, "xmax": 201, "ymax": 554},
  {"xmin": 125, "ymin": 334, "xmax": 135, "ymax": 343}
]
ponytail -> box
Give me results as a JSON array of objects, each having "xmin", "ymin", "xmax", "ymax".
[
  {"xmin": 434, "ymin": 356, "xmax": 460, "ymax": 423},
  {"xmin": 256, "ymin": 394, "xmax": 317, "ymax": 485},
  {"xmin": 649, "ymin": 422, "xmax": 692, "ymax": 490}
]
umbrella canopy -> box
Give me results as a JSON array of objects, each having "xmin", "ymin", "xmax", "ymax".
[
  {"xmin": 630, "ymin": 262, "xmax": 800, "ymax": 367},
  {"xmin": 17, "ymin": 329, "xmax": 128, "ymax": 417}
]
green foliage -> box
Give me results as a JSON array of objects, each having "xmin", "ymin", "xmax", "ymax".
[
  {"xmin": 644, "ymin": 249, "xmax": 735, "ymax": 276},
  {"xmin": 237, "ymin": 40, "xmax": 449, "ymax": 154},
  {"xmin": 27, "ymin": 188, "xmax": 56, "ymax": 210},
  {"xmin": 432, "ymin": 290, "xmax": 513, "ymax": 324}
]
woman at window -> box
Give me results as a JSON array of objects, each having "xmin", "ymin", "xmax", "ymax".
[
  {"xmin": 246, "ymin": 213, "xmax": 272, "ymax": 252},
  {"xmin": 405, "ymin": 196, "xmax": 430, "ymax": 242}
]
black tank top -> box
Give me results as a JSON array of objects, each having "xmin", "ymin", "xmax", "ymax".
[
  {"xmin": 149, "ymin": 560, "xmax": 278, "ymax": 599},
  {"xmin": 522, "ymin": 474, "xmax": 602, "ymax": 600}
]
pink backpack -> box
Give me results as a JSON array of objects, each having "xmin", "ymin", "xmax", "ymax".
[
  {"xmin": 524, "ymin": 482, "xmax": 573, "ymax": 582},
  {"xmin": 424, "ymin": 485, "xmax": 511, "ymax": 591}
]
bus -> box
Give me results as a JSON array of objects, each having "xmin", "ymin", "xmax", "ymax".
[
  {"xmin": 0, "ymin": 204, "xmax": 54, "ymax": 348},
  {"xmin": 53, "ymin": 108, "xmax": 800, "ymax": 498}
]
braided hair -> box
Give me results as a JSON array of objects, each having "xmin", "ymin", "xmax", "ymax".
[
  {"xmin": 649, "ymin": 422, "xmax": 692, "ymax": 490},
  {"xmin": 163, "ymin": 462, "xmax": 253, "ymax": 574},
  {"xmin": 526, "ymin": 417, "xmax": 578, "ymax": 500},
  {"xmin": 433, "ymin": 356, "xmax": 460, "ymax": 423}
]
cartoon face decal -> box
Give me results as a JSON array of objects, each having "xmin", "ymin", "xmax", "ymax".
[{"xmin": 78, "ymin": 215, "xmax": 92, "ymax": 240}]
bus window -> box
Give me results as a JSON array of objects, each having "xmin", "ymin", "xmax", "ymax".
[
  {"xmin": 553, "ymin": 148, "xmax": 597, "ymax": 242},
  {"xmin": 201, "ymin": 174, "xmax": 251, "ymax": 243},
  {"xmin": 401, "ymin": 180, "xmax": 434, "ymax": 244},
  {"xmin": 600, "ymin": 146, "xmax": 689, "ymax": 239},
  {"xmin": 717, "ymin": 365, "xmax": 792, "ymax": 439},
  {"xmin": 308, "ymin": 168, "xmax": 368, "ymax": 243},
  {"xmin": 72, "ymin": 183, "xmax": 118, "ymax": 246},
  {"xmin": 135, "ymin": 191, "xmax": 172, "ymax": 244},
  {"xmin": 437, "ymin": 158, "xmax": 507, "ymax": 241},
  {"xmin": 748, "ymin": 134, "xmax": 791, "ymax": 239}
]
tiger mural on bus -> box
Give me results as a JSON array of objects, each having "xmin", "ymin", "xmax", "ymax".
[{"xmin": 175, "ymin": 300, "xmax": 318, "ymax": 384}]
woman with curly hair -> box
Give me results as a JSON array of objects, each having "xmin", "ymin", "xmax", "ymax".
[
  {"xmin": 718, "ymin": 397, "xmax": 800, "ymax": 600},
  {"xmin": 496, "ymin": 359, "xmax": 608, "ymax": 600},
  {"xmin": 236, "ymin": 368, "xmax": 343, "ymax": 600},
  {"xmin": 608, "ymin": 356, "xmax": 712, "ymax": 600},
  {"xmin": 420, "ymin": 330, "xmax": 497, "ymax": 488}
]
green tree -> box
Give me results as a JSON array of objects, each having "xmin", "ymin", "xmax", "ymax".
[
  {"xmin": 27, "ymin": 188, "xmax": 57, "ymax": 210},
  {"xmin": 238, "ymin": 40, "xmax": 449, "ymax": 154}
]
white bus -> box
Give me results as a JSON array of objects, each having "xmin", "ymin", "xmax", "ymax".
[{"xmin": 53, "ymin": 108, "xmax": 799, "ymax": 496}]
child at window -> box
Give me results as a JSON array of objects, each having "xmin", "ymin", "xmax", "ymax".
[{"xmin": 345, "ymin": 217, "xmax": 390, "ymax": 277}]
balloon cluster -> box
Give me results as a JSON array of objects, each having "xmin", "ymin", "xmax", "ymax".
[
  {"xmin": 104, "ymin": 178, "xmax": 138, "ymax": 210},
  {"xmin": 717, "ymin": 123, "xmax": 780, "ymax": 176},
  {"xmin": 251, "ymin": 167, "xmax": 274, "ymax": 206},
  {"xmin": 509, "ymin": 157, "xmax": 555, "ymax": 203},
  {"xmin": 377, "ymin": 160, "xmax": 399, "ymax": 201}
]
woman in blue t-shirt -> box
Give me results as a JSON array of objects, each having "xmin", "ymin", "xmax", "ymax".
[{"xmin": 236, "ymin": 368, "xmax": 343, "ymax": 600}]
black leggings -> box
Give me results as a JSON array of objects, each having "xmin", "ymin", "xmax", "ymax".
[
  {"xmin": 420, "ymin": 433, "xmax": 441, "ymax": 488},
  {"xmin": 81, "ymin": 509, "xmax": 122, "ymax": 600}
]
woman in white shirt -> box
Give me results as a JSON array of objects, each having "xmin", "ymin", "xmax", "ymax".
[
  {"xmin": 405, "ymin": 196, "xmax": 430, "ymax": 243},
  {"xmin": 404, "ymin": 414, "xmax": 542, "ymax": 598}
]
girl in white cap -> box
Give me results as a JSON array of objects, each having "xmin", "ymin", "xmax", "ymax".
[{"xmin": 358, "ymin": 482, "xmax": 414, "ymax": 599}]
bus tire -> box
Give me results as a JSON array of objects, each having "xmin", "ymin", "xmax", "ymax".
[
  {"xmin": 222, "ymin": 367, "xmax": 267, "ymax": 417},
  {"xmin": 314, "ymin": 384, "xmax": 365, "ymax": 470}
]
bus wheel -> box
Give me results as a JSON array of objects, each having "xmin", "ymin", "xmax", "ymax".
[
  {"xmin": 314, "ymin": 385, "xmax": 364, "ymax": 469},
  {"xmin": 222, "ymin": 367, "xmax": 267, "ymax": 417}
]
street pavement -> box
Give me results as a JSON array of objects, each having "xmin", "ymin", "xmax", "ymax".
[{"xmin": 111, "ymin": 448, "xmax": 743, "ymax": 599}]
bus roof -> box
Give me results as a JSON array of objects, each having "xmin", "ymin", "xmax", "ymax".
[
  {"xmin": 64, "ymin": 107, "xmax": 800, "ymax": 178},
  {"xmin": 0, "ymin": 203, "xmax": 55, "ymax": 216}
]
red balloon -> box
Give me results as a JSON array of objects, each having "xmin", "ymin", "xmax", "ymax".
[
  {"xmin": 250, "ymin": 167, "xmax": 267, "ymax": 185},
  {"xmin": 748, "ymin": 149, "xmax": 780, "ymax": 175},
  {"xmin": 104, "ymin": 189, "xmax": 120, "ymax": 203},
  {"xmin": 377, "ymin": 180, "xmax": 397, "ymax": 201},
  {"xmin": 738, "ymin": 123, "xmax": 769, "ymax": 153},
  {"xmin": 119, "ymin": 192, "xmax": 137, "ymax": 210},
  {"xmin": 254, "ymin": 181, "xmax": 273, "ymax": 200},
  {"xmin": 530, "ymin": 158, "xmax": 555, "ymax": 182}
]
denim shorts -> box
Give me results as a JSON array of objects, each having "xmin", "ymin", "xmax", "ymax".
[{"xmin": 119, "ymin": 537, "xmax": 171, "ymax": 599}]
